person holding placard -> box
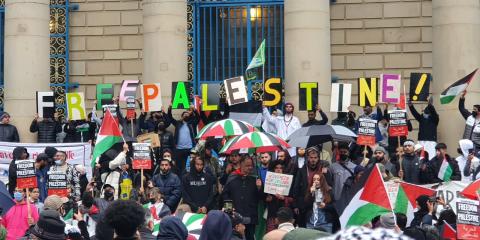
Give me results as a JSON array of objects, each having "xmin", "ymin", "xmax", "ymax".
[
  {"xmin": 29, "ymin": 113, "xmax": 62, "ymax": 143},
  {"xmin": 156, "ymin": 119, "xmax": 175, "ymax": 161},
  {"xmin": 4, "ymin": 188, "xmax": 39, "ymax": 240},
  {"xmin": 331, "ymin": 108, "xmax": 356, "ymax": 131},
  {"xmin": 302, "ymin": 104, "xmax": 329, "ymax": 127},
  {"xmin": 355, "ymin": 105, "xmax": 383, "ymax": 143},
  {"xmin": 8, "ymin": 147, "xmax": 30, "ymax": 196},
  {"xmin": 49, "ymin": 151, "xmax": 81, "ymax": 200},
  {"xmin": 264, "ymin": 161, "xmax": 293, "ymax": 233},
  {"xmin": 140, "ymin": 109, "xmax": 170, "ymax": 133},
  {"xmin": 408, "ymin": 97, "xmax": 439, "ymax": 160},
  {"xmin": 0, "ymin": 112, "xmax": 20, "ymax": 142}
]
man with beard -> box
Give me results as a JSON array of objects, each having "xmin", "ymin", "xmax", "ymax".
[
  {"xmin": 0, "ymin": 112, "xmax": 20, "ymax": 142},
  {"xmin": 263, "ymin": 103, "xmax": 301, "ymax": 156},
  {"xmin": 399, "ymin": 140, "xmax": 428, "ymax": 184},
  {"xmin": 355, "ymin": 105, "xmax": 383, "ymax": 143},
  {"xmin": 302, "ymin": 104, "xmax": 329, "ymax": 127},
  {"xmin": 220, "ymin": 153, "xmax": 242, "ymax": 186},
  {"xmin": 258, "ymin": 152, "xmax": 272, "ymax": 183},
  {"xmin": 167, "ymin": 104, "xmax": 199, "ymax": 174},
  {"xmin": 35, "ymin": 153, "xmax": 50, "ymax": 202},
  {"xmin": 292, "ymin": 147, "xmax": 322, "ymax": 228},
  {"xmin": 222, "ymin": 156, "xmax": 262, "ymax": 240},
  {"xmin": 181, "ymin": 157, "xmax": 215, "ymax": 213},
  {"xmin": 276, "ymin": 150, "xmax": 296, "ymax": 175},
  {"xmin": 366, "ymin": 146, "xmax": 398, "ymax": 177},
  {"xmin": 459, "ymin": 91, "xmax": 480, "ymax": 151},
  {"xmin": 425, "ymin": 143, "xmax": 461, "ymax": 183},
  {"xmin": 152, "ymin": 158, "xmax": 181, "ymax": 211},
  {"xmin": 50, "ymin": 151, "xmax": 81, "ymax": 200},
  {"xmin": 330, "ymin": 142, "xmax": 357, "ymax": 201}
]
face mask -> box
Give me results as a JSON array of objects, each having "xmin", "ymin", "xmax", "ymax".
[
  {"xmin": 423, "ymin": 114, "xmax": 429, "ymax": 119},
  {"xmin": 339, "ymin": 154, "xmax": 348, "ymax": 162},
  {"xmin": 149, "ymin": 198, "xmax": 156, "ymax": 204},
  {"xmin": 473, "ymin": 111, "xmax": 478, "ymax": 117},
  {"xmin": 104, "ymin": 191, "xmax": 114, "ymax": 199},
  {"xmin": 55, "ymin": 160, "xmax": 63, "ymax": 166},
  {"xmin": 14, "ymin": 192, "xmax": 23, "ymax": 202}
]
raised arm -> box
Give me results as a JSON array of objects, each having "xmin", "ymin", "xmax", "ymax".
[{"xmin": 459, "ymin": 92, "xmax": 471, "ymax": 120}]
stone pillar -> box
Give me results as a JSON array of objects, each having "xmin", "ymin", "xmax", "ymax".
[
  {"xmin": 4, "ymin": 0, "xmax": 51, "ymax": 142},
  {"xmin": 143, "ymin": 0, "xmax": 187, "ymax": 105},
  {"xmin": 284, "ymin": 0, "xmax": 331, "ymax": 123},
  {"xmin": 433, "ymin": 0, "xmax": 480, "ymax": 149}
]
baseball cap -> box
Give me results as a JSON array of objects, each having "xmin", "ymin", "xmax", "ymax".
[{"xmin": 44, "ymin": 195, "xmax": 69, "ymax": 211}]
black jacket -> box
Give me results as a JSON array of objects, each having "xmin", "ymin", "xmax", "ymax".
[
  {"xmin": 409, "ymin": 104, "xmax": 439, "ymax": 141},
  {"xmin": 8, "ymin": 147, "xmax": 29, "ymax": 196},
  {"xmin": 167, "ymin": 107, "xmax": 199, "ymax": 147},
  {"xmin": 117, "ymin": 105, "xmax": 144, "ymax": 142},
  {"xmin": 181, "ymin": 169, "xmax": 215, "ymax": 212},
  {"xmin": 401, "ymin": 153, "xmax": 426, "ymax": 184},
  {"xmin": 30, "ymin": 119, "xmax": 61, "ymax": 143},
  {"xmin": 292, "ymin": 165, "xmax": 320, "ymax": 212},
  {"xmin": 0, "ymin": 124, "xmax": 19, "ymax": 142},
  {"xmin": 63, "ymin": 120, "xmax": 95, "ymax": 143},
  {"xmin": 426, "ymin": 155, "xmax": 462, "ymax": 183},
  {"xmin": 222, "ymin": 173, "xmax": 260, "ymax": 224},
  {"xmin": 302, "ymin": 110, "xmax": 329, "ymax": 127}
]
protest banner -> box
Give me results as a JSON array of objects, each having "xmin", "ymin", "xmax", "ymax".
[
  {"xmin": 132, "ymin": 143, "xmax": 152, "ymax": 170},
  {"xmin": 357, "ymin": 118, "xmax": 377, "ymax": 146},
  {"xmin": 330, "ymin": 83, "xmax": 352, "ymax": 112},
  {"xmin": 410, "ymin": 73, "xmax": 431, "ymax": 102},
  {"xmin": 224, "ymin": 77, "xmax": 248, "ymax": 106},
  {"xmin": 66, "ymin": 92, "xmax": 86, "ymax": 120},
  {"xmin": 358, "ymin": 78, "xmax": 377, "ymax": 107},
  {"xmin": 457, "ymin": 198, "xmax": 480, "ymax": 239},
  {"xmin": 141, "ymin": 83, "xmax": 163, "ymax": 112},
  {"xmin": 435, "ymin": 181, "xmax": 471, "ymax": 214},
  {"xmin": 0, "ymin": 142, "xmax": 92, "ymax": 179},
  {"xmin": 119, "ymin": 80, "xmax": 140, "ymax": 102},
  {"xmin": 172, "ymin": 82, "xmax": 192, "ymax": 109},
  {"xmin": 201, "ymin": 83, "xmax": 221, "ymax": 111},
  {"xmin": 97, "ymin": 84, "xmax": 114, "ymax": 109},
  {"xmin": 137, "ymin": 133, "xmax": 160, "ymax": 148},
  {"xmin": 15, "ymin": 160, "xmax": 37, "ymax": 189},
  {"xmin": 380, "ymin": 74, "xmax": 401, "ymax": 104},
  {"xmin": 263, "ymin": 78, "xmax": 282, "ymax": 108},
  {"xmin": 36, "ymin": 91, "xmax": 55, "ymax": 118},
  {"xmin": 388, "ymin": 110, "xmax": 408, "ymax": 137},
  {"xmin": 264, "ymin": 171, "xmax": 293, "ymax": 196},
  {"xmin": 299, "ymin": 82, "xmax": 318, "ymax": 111},
  {"xmin": 47, "ymin": 171, "xmax": 68, "ymax": 197}
]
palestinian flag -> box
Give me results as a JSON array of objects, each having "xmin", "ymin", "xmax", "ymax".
[
  {"xmin": 440, "ymin": 69, "xmax": 477, "ymax": 104},
  {"xmin": 339, "ymin": 164, "xmax": 392, "ymax": 228},
  {"xmin": 194, "ymin": 95, "xmax": 207, "ymax": 133},
  {"xmin": 394, "ymin": 182, "xmax": 436, "ymax": 225},
  {"xmin": 438, "ymin": 158, "xmax": 453, "ymax": 182},
  {"xmin": 442, "ymin": 220, "xmax": 457, "ymax": 240},
  {"xmin": 174, "ymin": 212, "xmax": 206, "ymax": 239},
  {"xmin": 461, "ymin": 178, "xmax": 480, "ymax": 200},
  {"xmin": 91, "ymin": 109, "xmax": 122, "ymax": 167}
]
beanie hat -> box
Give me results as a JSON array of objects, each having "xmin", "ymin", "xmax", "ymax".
[
  {"xmin": 0, "ymin": 112, "xmax": 9, "ymax": 120},
  {"xmin": 414, "ymin": 144, "xmax": 424, "ymax": 152},
  {"xmin": 379, "ymin": 212, "xmax": 396, "ymax": 229},
  {"xmin": 374, "ymin": 146, "xmax": 387, "ymax": 155},
  {"xmin": 44, "ymin": 195, "xmax": 69, "ymax": 211},
  {"xmin": 31, "ymin": 209, "xmax": 66, "ymax": 240}
]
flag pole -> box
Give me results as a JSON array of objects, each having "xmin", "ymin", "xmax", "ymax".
[{"xmin": 108, "ymin": 109, "xmax": 127, "ymax": 143}]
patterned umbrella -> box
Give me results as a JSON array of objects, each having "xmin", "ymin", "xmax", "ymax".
[
  {"xmin": 220, "ymin": 131, "xmax": 290, "ymax": 154},
  {"xmin": 196, "ymin": 119, "xmax": 257, "ymax": 139}
]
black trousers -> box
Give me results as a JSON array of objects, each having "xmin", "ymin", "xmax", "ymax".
[
  {"xmin": 245, "ymin": 224, "xmax": 256, "ymax": 240},
  {"xmin": 174, "ymin": 148, "xmax": 190, "ymax": 175}
]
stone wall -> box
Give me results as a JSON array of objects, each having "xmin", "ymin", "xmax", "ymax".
[{"xmin": 69, "ymin": 0, "xmax": 143, "ymax": 106}]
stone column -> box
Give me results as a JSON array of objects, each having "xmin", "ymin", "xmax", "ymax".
[
  {"xmin": 432, "ymin": 0, "xmax": 480, "ymax": 149},
  {"xmin": 143, "ymin": 0, "xmax": 187, "ymax": 105},
  {"xmin": 4, "ymin": 0, "xmax": 51, "ymax": 142},
  {"xmin": 284, "ymin": 0, "xmax": 331, "ymax": 123}
]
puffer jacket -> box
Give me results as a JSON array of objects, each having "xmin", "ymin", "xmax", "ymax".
[
  {"xmin": 30, "ymin": 119, "xmax": 61, "ymax": 143},
  {"xmin": 0, "ymin": 124, "xmax": 20, "ymax": 142},
  {"xmin": 459, "ymin": 98, "xmax": 480, "ymax": 148},
  {"xmin": 152, "ymin": 171, "xmax": 182, "ymax": 211}
]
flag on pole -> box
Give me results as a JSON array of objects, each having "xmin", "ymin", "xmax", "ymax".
[
  {"xmin": 442, "ymin": 220, "xmax": 457, "ymax": 240},
  {"xmin": 246, "ymin": 39, "xmax": 266, "ymax": 80},
  {"xmin": 438, "ymin": 158, "xmax": 453, "ymax": 182},
  {"xmin": 394, "ymin": 182, "xmax": 436, "ymax": 225},
  {"xmin": 91, "ymin": 109, "xmax": 123, "ymax": 167},
  {"xmin": 339, "ymin": 165, "xmax": 392, "ymax": 228},
  {"xmin": 440, "ymin": 69, "xmax": 478, "ymax": 104},
  {"xmin": 461, "ymin": 178, "xmax": 480, "ymax": 200}
]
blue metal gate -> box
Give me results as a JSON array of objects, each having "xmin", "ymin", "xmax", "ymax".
[{"xmin": 189, "ymin": 0, "xmax": 284, "ymax": 100}]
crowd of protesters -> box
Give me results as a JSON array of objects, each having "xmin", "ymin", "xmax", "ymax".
[{"xmin": 0, "ymin": 91, "xmax": 478, "ymax": 240}]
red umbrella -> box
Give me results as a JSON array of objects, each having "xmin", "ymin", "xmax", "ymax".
[{"xmin": 461, "ymin": 178, "xmax": 480, "ymax": 200}]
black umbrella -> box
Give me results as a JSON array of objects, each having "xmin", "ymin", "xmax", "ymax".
[
  {"xmin": 0, "ymin": 181, "xmax": 14, "ymax": 215},
  {"xmin": 286, "ymin": 125, "xmax": 357, "ymax": 148}
]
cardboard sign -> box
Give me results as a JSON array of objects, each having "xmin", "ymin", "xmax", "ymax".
[
  {"xmin": 137, "ymin": 132, "xmax": 160, "ymax": 148},
  {"xmin": 47, "ymin": 171, "xmax": 68, "ymax": 197},
  {"xmin": 96, "ymin": 84, "xmax": 114, "ymax": 109},
  {"xmin": 358, "ymin": 78, "xmax": 377, "ymax": 107},
  {"xmin": 66, "ymin": 92, "xmax": 86, "ymax": 120},
  {"xmin": 201, "ymin": 84, "xmax": 221, "ymax": 111},
  {"xmin": 357, "ymin": 118, "xmax": 377, "ymax": 146},
  {"xmin": 15, "ymin": 160, "xmax": 37, "ymax": 189},
  {"xmin": 132, "ymin": 143, "xmax": 152, "ymax": 170},
  {"xmin": 224, "ymin": 76, "xmax": 248, "ymax": 106},
  {"xmin": 263, "ymin": 78, "xmax": 282, "ymax": 108},
  {"xmin": 409, "ymin": 73, "xmax": 431, "ymax": 102},
  {"xmin": 141, "ymin": 83, "xmax": 163, "ymax": 112},
  {"xmin": 172, "ymin": 82, "xmax": 192, "ymax": 109},
  {"xmin": 388, "ymin": 110, "xmax": 408, "ymax": 137},
  {"xmin": 264, "ymin": 171, "xmax": 294, "ymax": 196},
  {"xmin": 457, "ymin": 198, "xmax": 480, "ymax": 239},
  {"xmin": 380, "ymin": 74, "xmax": 401, "ymax": 104},
  {"xmin": 126, "ymin": 97, "xmax": 136, "ymax": 120},
  {"xmin": 36, "ymin": 92, "xmax": 55, "ymax": 118},
  {"xmin": 299, "ymin": 82, "xmax": 318, "ymax": 111},
  {"xmin": 330, "ymin": 83, "xmax": 352, "ymax": 112},
  {"xmin": 119, "ymin": 80, "xmax": 140, "ymax": 102}
]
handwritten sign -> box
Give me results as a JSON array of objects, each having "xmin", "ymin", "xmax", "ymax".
[
  {"xmin": 132, "ymin": 143, "xmax": 152, "ymax": 170},
  {"xmin": 388, "ymin": 110, "xmax": 408, "ymax": 137},
  {"xmin": 16, "ymin": 160, "xmax": 37, "ymax": 189},
  {"xmin": 264, "ymin": 171, "xmax": 293, "ymax": 196},
  {"xmin": 47, "ymin": 171, "xmax": 68, "ymax": 197},
  {"xmin": 457, "ymin": 198, "xmax": 480, "ymax": 239},
  {"xmin": 357, "ymin": 118, "xmax": 377, "ymax": 146}
]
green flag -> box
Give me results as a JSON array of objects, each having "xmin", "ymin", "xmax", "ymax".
[{"xmin": 246, "ymin": 39, "xmax": 266, "ymax": 80}]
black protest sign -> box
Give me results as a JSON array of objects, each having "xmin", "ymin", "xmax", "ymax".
[
  {"xmin": 263, "ymin": 78, "xmax": 283, "ymax": 108},
  {"xmin": 388, "ymin": 110, "xmax": 408, "ymax": 137},
  {"xmin": 171, "ymin": 82, "xmax": 192, "ymax": 109},
  {"xmin": 16, "ymin": 160, "xmax": 37, "ymax": 189},
  {"xmin": 409, "ymin": 73, "xmax": 431, "ymax": 102},
  {"xmin": 456, "ymin": 198, "xmax": 480, "ymax": 239},
  {"xmin": 47, "ymin": 171, "xmax": 68, "ymax": 197},
  {"xmin": 357, "ymin": 118, "xmax": 377, "ymax": 146},
  {"xmin": 36, "ymin": 92, "xmax": 56, "ymax": 118},
  {"xmin": 299, "ymin": 82, "xmax": 318, "ymax": 111},
  {"xmin": 132, "ymin": 143, "xmax": 152, "ymax": 170},
  {"xmin": 224, "ymin": 76, "xmax": 248, "ymax": 106}
]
